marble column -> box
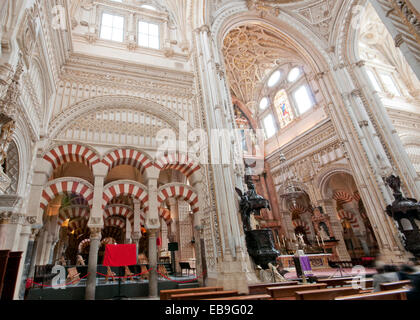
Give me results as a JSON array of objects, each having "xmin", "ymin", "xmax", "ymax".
[
  {"xmin": 148, "ymin": 228, "xmax": 158, "ymax": 298},
  {"xmin": 15, "ymin": 222, "xmax": 32, "ymax": 300},
  {"xmin": 84, "ymin": 162, "xmax": 107, "ymax": 300},
  {"xmin": 85, "ymin": 228, "xmax": 101, "ymax": 300},
  {"xmin": 26, "ymin": 227, "xmax": 41, "ymax": 288},
  {"xmin": 320, "ymin": 199, "xmax": 351, "ymax": 261}
]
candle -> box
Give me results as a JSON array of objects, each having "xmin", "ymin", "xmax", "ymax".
[
  {"xmin": 316, "ymin": 235, "xmax": 320, "ymax": 247},
  {"xmin": 293, "ymin": 233, "xmax": 296, "ymax": 241},
  {"xmin": 282, "ymin": 236, "xmax": 286, "ymax": 247}
]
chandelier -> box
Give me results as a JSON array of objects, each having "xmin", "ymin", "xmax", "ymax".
[{"xmin": 278, "ymin": 153, "xmax": 305, "ymax": 205}]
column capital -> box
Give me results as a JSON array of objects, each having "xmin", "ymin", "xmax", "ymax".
[
  {"xmin": 92, "ymin": 162, "xmax": 108, "ymax": 178},
  {"xmin": 90, "ymin": 228, "xmax": 102, "ymax": 240}
]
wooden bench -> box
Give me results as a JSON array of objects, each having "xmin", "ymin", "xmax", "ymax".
[
  {"xmin": 206, "ymin": 294, "xmax": 271, "ymax": 300},
  {"xmin": 171, "ymin": 290, "xmax": 239, "ymax": 300},
  {"xmin": 267, "ymin": 283, "xmax": 328, "ymax": 300},
  {"xmin": 380, "ymin": 280, "xmax": 412, "ymax": 291},
  {"xmin": 160, "ymin": 286, "xmax": 223, "ymax": 300},
  {"xmin": 344, "ymin": 278, "xmax": 374, "ymax": 289},
  {"xmin": 335, "ymin": 289, "xmax": 409, "ymax": 300},
  {"xmin": 296, "ymin": 287, "xmax": 360, "ymax": 300},
  {"xmin": 248, "ymin": 281, "xmax": 299, "ymax": 295},
  {"xmin": 317, "ymin": 277, "xmax": 354, "ymax": 287}
]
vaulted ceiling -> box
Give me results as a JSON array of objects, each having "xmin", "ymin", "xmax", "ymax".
[{"xmin": 222, "ymin": 24, "xmax": 302, "ymax": 115}]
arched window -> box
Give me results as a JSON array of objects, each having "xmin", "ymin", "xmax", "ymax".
[
  {"xmin": 293, "ymin": 85, "xmax": 314, "ymax": 115},
  {"xmin": 263, "ymin": 114, "xmax": 276, "ymax": 139},
  {"xmin": 258, "ymin": 65, "xmax": 315, "ymax": 140},
  {"xmin": 288, "ymin": 67, "xmax": 301, "ymax": 83},
  {"xmin": 273, "ymin": 89, "xmax": 294, "ymax": 128},
  {"xmin": 267, "ymin": 71, "xmax": 281, "ymax": 87},
  {"xmin": 259, "ymin": 97, "xmax": 269, "ymax": 110}
]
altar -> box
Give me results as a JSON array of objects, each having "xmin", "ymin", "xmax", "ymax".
[{"xmin": 278, "ymin": 254, "xmax": 332, "ymax": 270}]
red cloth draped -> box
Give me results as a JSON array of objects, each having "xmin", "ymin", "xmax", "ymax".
[{"xmin": 103, "ymin": 244, "xmax": 137, "ymax": 267}]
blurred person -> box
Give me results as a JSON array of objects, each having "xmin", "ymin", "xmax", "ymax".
[{"xmin": 372, "ymin": 264, "xmax": 399, "ymax": 292}]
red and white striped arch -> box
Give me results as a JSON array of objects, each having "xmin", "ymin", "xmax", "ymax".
[
  {"xmin": 353, "ymin": 191, "xmax": 361, "ymax": 202},
  {"xmin": 333, "ymin": 191, "xmax": 353, "ymax": 204},
  {"xmin": 102, "ymin": 237, "xmax": 117, "ymax": 245},
  {"xmin": 157, "ymin": 183, "xmax": 199, "ymax": 213},
  {"xmin": 43, "ymin": 144, "xmax": 100, "ymax": 173},
  {"xmin": 104, "ymin": 205, "xmax": 134, "ymax": 227},
  {"xmin": 68, "ymin": 219, "xmax": 88, "ymax": 237},
  {"xmin": 154, "ymin": 152, "xmax": 201, "ymax": 178},
  {"xmin": 57, "ymin": 206, "xmax": 90, "ymax": 226},
  {"xmin": 40, "ymin": 179, "xmax": 94, "ymax": 212},
  {"xmin": 102, "ymin": 181, "xmax": 148, "ymax": 211},
  {"xmin": 78, "ymin": 238, "xmax": 90, "ymax": 253},
  {"xmin": 292, "ymin": 219, "xmax": 310, "ymax": 234},
  {"xmin": 159, "ymin": 207, "xmax": 172, "ymax": 225},
  {"xmin": 102, "ymin": 149, "xmax": 153, "ymax": 175},
  {"xmin": 288, "ymin": 203, "xmax": 306, "ymax": 215},
  {"xmin": 104, "ymin": 216, "xmax": 126, "ymax": 229},
  {"xmin": 338, "ymin": 210, "xmax": 360, "ymax": 228}
]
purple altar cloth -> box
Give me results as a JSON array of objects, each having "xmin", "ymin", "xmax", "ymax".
[{"xmin": 299, "ymin": 255, "xmax": 314, "ymax": 276}]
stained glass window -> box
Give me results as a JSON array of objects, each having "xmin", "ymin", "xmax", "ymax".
[{"xmin": 274, "ymin": 89, "xmax": 294, "ymax": 128}]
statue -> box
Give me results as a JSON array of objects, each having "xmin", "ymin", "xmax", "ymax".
[
  {"xmin": 76, "ymin": 254, "xmax": 85, "ymax": 266},
  {"xmin": 235, "ymin": 175, "xmax": 271, "ymax": 232},
  {"xmin": 319, "ymin": 225, "xmax": 330, "ymax": 241},
  {"xmin": 235, "ymin": 168, "xmax": 279, "ymax": 268},
  {"xmin": 297, "ymin": 233, "xmax": 305, "ymax": 247},
  {"xmin": 385, "ymin": 175, "xmax": 420, "ymax": 257}
]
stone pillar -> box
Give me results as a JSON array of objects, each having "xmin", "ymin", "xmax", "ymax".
[
  {"xmin": 168, "ymin": 198, "xmax": 180, "ymax": 273},
  {"xmin": 319, "ymin": 66, "xmax": 408, "ymax": 263},
  {"xmin": 319, "ymin": 200, "xmax": 351, "ymax": 261},
  {"xmin": 26, "ymin": 227, "xmax": 42, "ymax": 288},
  {"xmin": 148, "ymin": 228, "xmax": 158, "ymax": 298},
  {"xmin": 14, "ymin": 221, "xmax": 32, "ymax": 300},
  {"xmin": 85, "ymin": 228, "xmax": 101, "ymax": 300},
  {"xmin": 84, "ymin": 163, "xmax": 107, "ymax": 300},
  {"xmin": 144, "ymin": 169, "xmax": 160, "ymax": 298}
]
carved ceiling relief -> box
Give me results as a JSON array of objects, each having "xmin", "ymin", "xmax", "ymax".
[
  {"xmin": 222, "ymin": 24, "xmax": 301, "ymax": 116},
  {"xmin": 359, "ymin": 4, "xmax": 420, "ymax": 99},
  {"xmin": 292, "ymin": 0, "xmax": 338, "ymax": 42}
]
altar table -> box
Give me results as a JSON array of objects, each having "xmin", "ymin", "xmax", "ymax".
[{"xmin": 278, "ymin": 254, "xmax": 332, "ymax": 270}]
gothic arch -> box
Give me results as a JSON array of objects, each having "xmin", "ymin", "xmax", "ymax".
[
  {"xmin": 315, "ymin": 164, "xmax": 354, "ymax": 199},
  {"xmin": 214, "ymin": 8, "xmax": 334, "ymax": 73}
]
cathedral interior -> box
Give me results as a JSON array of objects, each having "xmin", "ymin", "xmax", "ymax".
[{"xmin": 0, "ymin": 0, "xmax": 420, "ymax": 301}]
